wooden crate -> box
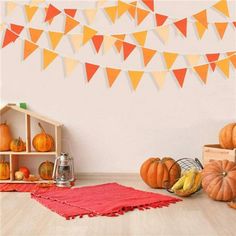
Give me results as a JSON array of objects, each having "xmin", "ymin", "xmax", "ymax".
[{"xmin": 203, "ymin": 144, "xmax": 236, "ymax": 165}]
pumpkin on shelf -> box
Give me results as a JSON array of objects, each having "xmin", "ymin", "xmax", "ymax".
[
  {"xmin": 140, "ymin": 157, "xmax": 181, "ymax": 189},
  {"xmin": 219, "ymin": 123, "xmax": 236, "ymax": 149},
  {"xmin": 202, "ymin": 160, "xmax": 236, "ymax": 201},
  {"xmin": 10, "ymin": 137, "xmax": 26, "ymax": 152},
  {"xmin": 0, "ymin": 122, "xmax": 12, "ymax": 151},
  {"xmin": 0, "ymin": 158, "xmax": 10, "ymax": 180},
  {"xmin": 38, "ymin": 161, "xmax": 54, "ymax": 180},
  {"xmin": 33, "ymin": 123, "xmax": 54, "ymax": 152}
]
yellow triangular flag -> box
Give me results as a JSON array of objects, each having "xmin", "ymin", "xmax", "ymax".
[
  {"xmin": 117, "ymin": 0, "xmax": 130, "ymax": 18},
  {"xmin": 83, "ymin": 26, "xmax": 97, "ymax": 45},
  {"xmin": 43, "ymin": 49, "xmax": 58, "ymax": 69},
  {"xmin": 128, "ymin": 71, "xmax": 144, "ymax": 90},
  {"xmin": 64, "ymin": 16, "xmax": 80, "ymax": 34},
  {"xmin": 216, "ymin": 58, "xmax": 230, "ymax": 78},
  {"xmin": 48, "ymin": 31, "xmax": 64, "ymax": 50},
  {"xmin": 6, "ymin": 1, "xmax": 17, "ymax": 16},
  {"xmin": 25, "ymin": 5, "xmax": 38, "ymax": 22},
  {"xmin": 155, "ymin": 25, "xmax": 169, "ymax": 44},
  {"xmin": 97, "ymin": 0, "xmax": 107, "ymax": 7},
  {"xmin": 103, "ymin": 35, "xmax": 116, "ymax": 53},
  {"xmin": 151, "ymin": 71, "xmax": 167, "ymax": 89},
  {"xmin": 163, "ymin": 52, "xmax": 178, "ymax": 69},
  {"xmin": 132, "ymin": 31, "xmax": 147, "ymax": 46},
  {"xmin": 185, "ymin": 54, "xmax": 200, "ymax": 66},
  {"xmin": 63, "ymin": 57, "xmax": 78, "ymax": 77},
  {"xmin": 213, "ymin": 0, "xmax": 229, "ymax": 17},
  {"xmin": 84, "ymin": 9, "xmax": 97, "ymax": 24},
  {"xmin": 69, "ymin": 34, "xmax": 83, "ymax": 52},
  {"xmin": 195, "ymin": 21, "xmax": 207, "ymax": 39},
  {"xmin": 104, "ymin": 6, "xmax": 117, "ymax": 23}
]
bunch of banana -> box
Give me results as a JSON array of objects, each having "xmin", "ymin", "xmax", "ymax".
[{"xmin": 171, "ymin": 168, "xmax": 202, "ymax": 197}]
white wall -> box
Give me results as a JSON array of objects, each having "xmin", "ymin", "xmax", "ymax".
[{"xmin": 1, "ymin": 0, "xmax": 236, "ymax": 173}]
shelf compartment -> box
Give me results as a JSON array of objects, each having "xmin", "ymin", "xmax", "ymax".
[{"xmin": 0, "ymin": 152, "xmax": 57, "ymax": 155}]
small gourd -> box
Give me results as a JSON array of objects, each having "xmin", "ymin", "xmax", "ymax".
[
  {"xmin": 10, "ymin": 137, "xmax": 26, "ymax": 152},
  {"xmin": 0, "ymin": 158, "xmax": 10, "ymax": 180}
]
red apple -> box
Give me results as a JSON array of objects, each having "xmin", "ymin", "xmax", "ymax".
[{"xmin": 19, "ymin": 167, "xmax": 30, "ymax": 178}]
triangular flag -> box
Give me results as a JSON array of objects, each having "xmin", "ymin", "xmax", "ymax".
[
  {"xmin": 106, "ymin": 67, "xmax": 121, "ymax": 87},
  {"xmin": 193, "ymin": 10, "xmax": 208, "ymax": 28},
  {"xmin": 83, "ymin": 26, "xmax": 97, "ymax": 45},
  {"xmin": 142, "ymin": 48, "xmax": 156, "ymax": 66},
  {"xmin": 45, "ymin": 4, "xmax": 61, "ymax": 22},
  {"xmin": 206, "ymin": 53, "xmax": 220, "ymax": 71},
  {"xmin": 84, "ymin": 9, "xmax": 97, "ymax": 24},
  {"xmin": 128, "ymin": 1, "xmax": 137, "ymax": 19},
  {"xmin": 2, "ymin": 29, "xmax": 18, "ymax": 48},
  {"xmin": 117, "ymin": 0, "xmax": 130, "ymax": 17},
  {"xmin": 64, "ymin": 16, "xmax": 80, "ymax": 34},
  {"xmin": 213, "ymin": 0, "xmax": 229, "ymax": 17},
  {"xmin": 173, "ymin": 68, "xmax": 187, "ymax": 88},
  {"xmin": 155, "ymin": 25, "xmax": 169, "ymax": 43},
  {"xmin": 48, "ymin": 31, "xmax": 64, "ymax": 49},
  {"xmin": 112, "ymin": 34, "xmax": 126, "ymax": 40},
  {"xmin": 0, "ymin": 23, "xmax": 5, "ymax": 31},
  {"xmin": 228, "ymin": 54, "xmax": 236, "ymax": 68},
  {"xmin": 185, "ymin": 54, "xmax": 200, "ymax": 66},
  {"xmin": 45, "ymin": 7, "xmax": 53, "ymax": 24},
  {"xmin": 155, "ymin": 13, "xmax": 168, "ymax": 26},
  {"xmin": 195, "ymin": 21, "xmax": 207, "ymax": 39},
  {"xmin": 64, "ymin": 9, "xmax": 77, "ymax": 18},
  {"xmin": 151, "ymin": 71, "xmax": 167, "ymax": 89},
  {"xmin": 29, "ymin": 0, "xmax": 45, "ymax": 6},
  {"xmin": 216, "ymin": 58, "xmax": 230, "ymax": 78},
  {"xmin": 226, "ymin": 51, "xmax": 236, "ymax": 56},
  {"xmin": 23, "ymin": 40, "xmax": 38, "ymax": 60},
  {"xmin": 215, "ymin": 22, "xmax": 228, "ymax": 39},
  {"xmin": 63, "ymin": 57, "xmax": 78, "ymax": 77},
  {"xmin": 10, "ymin": 24, "xmax": 24, "ymax": 34},
  {"xmin": 29, "ymin": 28, "xmax": 43, "ymax": 43},
  {"xmin": 69, "ymin": 34, "xmax": 83, "ymax": 52},
  {"xmin": 163, "ymin": 52, "xmax": 178, "ymax": 69},
  {"xmin": 104, "ymin": 6, "xmax": 117, "ymax": 23},
  {"xmin": 137, "ymin": 8, "xmax": 149, "ymax": 25},
  {"xmin": 128, "ymin": 71, "xmax": 144, "ymax": 90},
  {"xmin": 194, "ymin": 64, "xmax": 208, "ymax": 83},
  {"xmin": 6, "ymin": 1, "xmax": 17, "ymax": 16},
  {"xmin": 97, "ymin": 0, "xmax": 107, "ymax": 7},
  {"xmin": 174, "ymin": 18, "xmax": 187, "ymax": 37},
  {"xmin": 92, "ymin": 35, "xmax": 104, "ymax": 53},
  {"xmin": 85, "ymin": 63, "xmax": 99, "ymax": 81},
  {"xmin": 141, "ymin": 0, "xmax": 154, "ymax": 11},
  {"xmin": 114, "ymin": 40, "xmax": 123, "ymax": 53},
  {"xmin": 233, "ymin": 22, "xmax": 236, "ymax": 28},
  {"xmin": 132, "ymin": 31, "xmax": 147, "ymax": 46},
  {"xmin": 43, "ymin": 49, "xmax": 58, "ymax": 69},
  {"xmin": 123, "ymin": 42, "xmax": 136, "ymax": 60},
  {"xmin": 25, "ymin": 5, "xmax": 38, "ymax": 22},
  {"xmin": 103, "ymin": 35, "xmax": 116, "ymax": 53}
]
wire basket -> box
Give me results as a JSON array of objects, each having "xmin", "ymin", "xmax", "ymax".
[{"xmin": 165, "ymin": 158, "xmax": 203, "ymax": 197}]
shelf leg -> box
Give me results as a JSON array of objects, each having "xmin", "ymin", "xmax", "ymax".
[
  {"xmin": 25, "ymin": 114, "xmax": 31, "ymax": 152},
  {"xmin": 10, "ymin": 155, "xmax": 18, "ymax": 180}
]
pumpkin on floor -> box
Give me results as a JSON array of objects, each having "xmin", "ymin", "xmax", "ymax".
[
  {"xmin": 219, "ymin": 123, "xmax": 236, "ymax": 149},
  {"xmin": 140, "ymin": 157, "xmax": 181, "ymax": 189},
  {"xmin": 0, "ymin": 159, "xmax": 10, "ymax": 180},
  {"xmin": 38, "ymin": 161, "xmax": 54, "ymax": 180},
  {"xmin": 202, "ymin": 160, "xmax": 236, "ymax": 201},
  {"xmin": 10, "ymin": 137, "xmax": 26, "ymax": 152},
  {"xmin": 0, "ymin": 122, "xmax": 12, "ymax": 151}
]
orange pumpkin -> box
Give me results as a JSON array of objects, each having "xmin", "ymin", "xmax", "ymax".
[
  {"xmin": 0, "ymin": 122, "xmax": 12, "ymax": 151},
  {"xmin": 0, "ymin": 159, "xmax": 10, "ymax": 180},
  {"xmin": 33, "ymin": 123, "xmax": 54, "ymax": 152},
  {"xmin": 38, "ymin": 161, "xmax": 54, "ymax": 180},
  {"xmin": 10, "ymin": 137, "xmax": 26, "ymax": 152},
  {"xmin": 140, "ymin": 157, "xmax": 181, "ymax": 189},
  {"xmin": 219, "ymin": 123, "xmax": 236, "ymax": 149},
  {"xmin": 202, "ymin": 160, "xmax": 236, "ymax": 201}
]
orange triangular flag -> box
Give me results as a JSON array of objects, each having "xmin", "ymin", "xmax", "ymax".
[
  {"xmin": 114, "ymin": 40, "xmax": 123, "ymax": 53},
  {"xmin": 228, "ymin": 54, "xmax": 236, "ymax": 68},
  {"xmin": 83, "ymin": 26, "xmax": 97, "ymax": 45},
  {"xmin": 29, "ymin": 28, "xmax": 43, "ymax": 43},
  {"xmin": 173, "ymin": 68, "xmax": 187, "ymax": 88},
  {"xmin": 123, "ymin": 42, "xmax": 136, "ymax": 60},
  {"xmin": 215, "ymin": 22, "xmax": 228, "ymax": 39},
  {"xmin": 163, "ymin": 52, "xmax": 178, "ymax": 69},
  {"xmin": 206, "ymin": 53, "xmax": 220, "ymax": 71},
  {"xmin": 155, "ymin": 13, "xmax": 168, "ymax": 26},
  {"xmin": 233, "ymin": 22, "xmax": 236, "ymax": 28},
  {"xmin": 43, "ymin": 49, "xmax": 58, "ymax": 69},
  {"xmin": 194, "ymin": 64, "xmax": 208, "ymax": 83},
  {"xmin": 132, "ymin": 31, "xmax": 147, "ymax": 46},
  {"xmin": 25, "ymin": 5, "xmax": 38, "ymax": 22},
  {"xmin": 104, "ymin": 6, "xmax": 117, "ymax": 23},
  {"xmin": 226, "ymin": 51, "xmax": 236, "ymax": 56},
  {"xmin": 2, "ymin": 29, "xmax": 19, "ymax": 48},
  {"xmin": 213, "ymin": 0, "xmax": 229, "ymax": 17},
  {"xmin": 216, "ymin": 58, "xmax": 230, "ymax": 78},
  {"xmin": 193, "ymin": 10, "xmax": 208, "ymax": 28},
  {"xmin": 128, "ymin": 1, "xmax": 136, "ymax": 19},
  {"xmin": 64, "ymin": 9, "xmax": 77, "ymax": 18},
  {"xmin": 151, "ymin": 71, "xmax": 167, "ymax": 89},
  {"xmin": 23, "ymin": 40, "xmax": 38, "ymax": 60},
  {"xmin": 136, "ymin": 8, "xmax": 149, "ymax": 25},
  {"xmin": 64, "ymin": 16, "xmax": 80, "ymax": 34},
  {"xmin": 92, "ymin": 35, "xmax": 104, "ymax": 53},
  {"xmin": 128, "ymin": 71, "xmax": 144, "ymax": 90},
  {"xmin": 141, "ymin": 0, "xmax": 154, "ymax": 11},
  {"xmin": 45, "ymin": 4, "xmax": 61, "ymax": 22},
  {"xmin": 142, "ymin": 48, "xmax": 156, "ymax": 66},
  {"xmin": 10, "ymin": 24, "xmax": 24, "ymax": 34},
  {"xmin": 112, "ymin": 34, "xmax": 126, "ymax": 40},
  {"xmin": 48, "ymin": 31, "xmax": 64, "ymax": 49},
  {"xmin": 195, "ymin": 21, "xmax": 207, "ymax": 39},
  {"xmin": 117, "ymin": 0, "xmax": 130, "ymax": 17},
  {"xmin": 174, "ymin": 18, "xmax": 187, "ymax": 37},
  {"xmin": 106, "ymin": 67, "xmax": 121, "ymax": 87},
  {"xmin": 85, "ymin": 63, "xmax": 99, "ymax": 82}
]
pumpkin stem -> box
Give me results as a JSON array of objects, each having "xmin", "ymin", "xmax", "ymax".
[
  {"xmin": 38, "ymin": 122, "xmax": 46, "ymax": 134},
  {"xmin": 222, "ymin": 171, "xmax": 227, "ymax": 177}
]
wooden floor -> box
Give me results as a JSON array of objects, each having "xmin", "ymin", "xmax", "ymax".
[{"xmin": 0, "ymin": 178, "xmax": 235, "ymax": 236}]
